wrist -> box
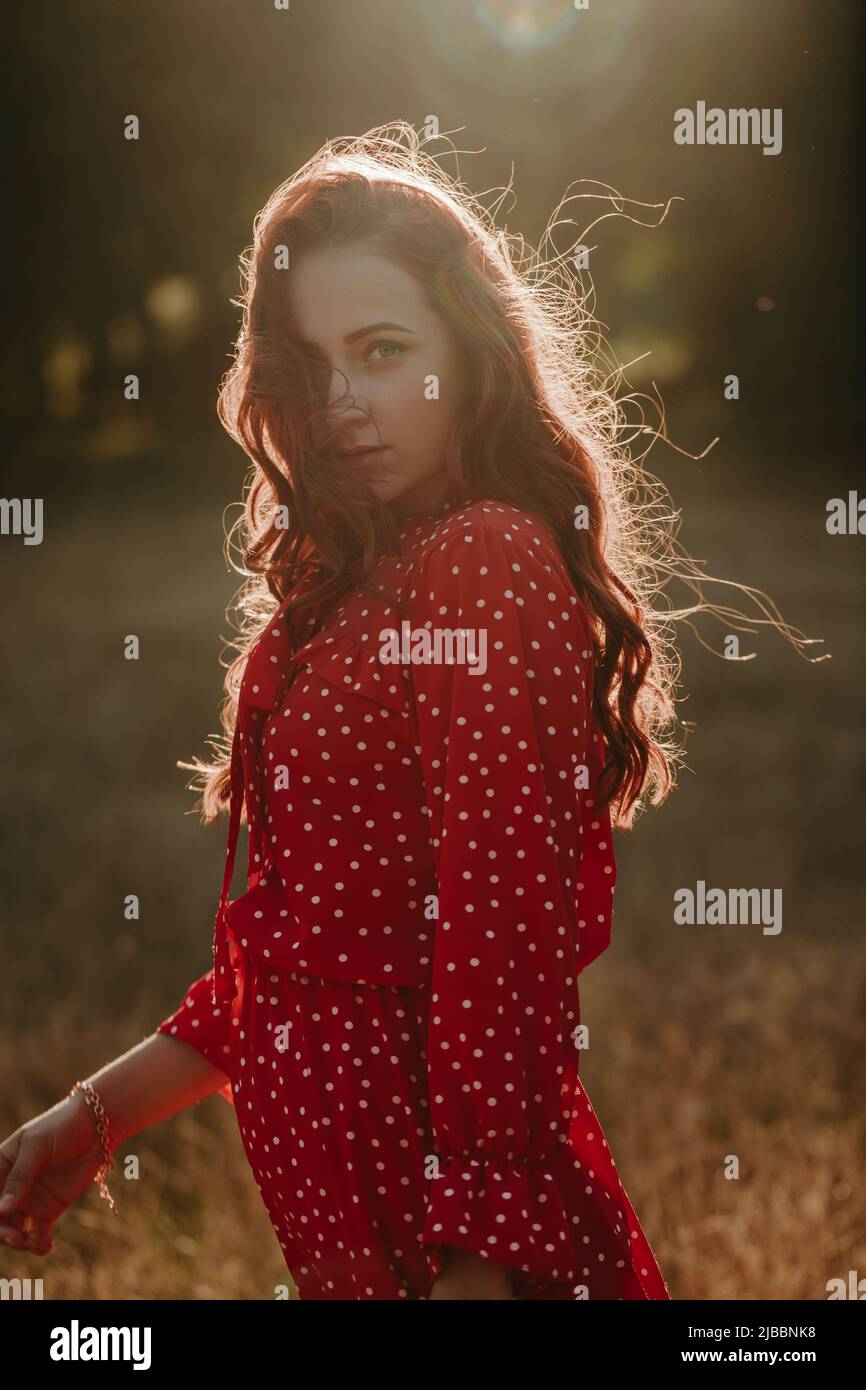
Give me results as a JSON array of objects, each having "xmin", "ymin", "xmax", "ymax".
[
  {"xmin": 66, "ymin": 1083, "xmax": 120, "ymax": 1158},
  {"xmin": 61, "ymin": 1091, "xmax": 106, "ymax": 1154},
  {"xmin": 66, "ymin": 1082, "xmax": 121, "ymax": 1215}
]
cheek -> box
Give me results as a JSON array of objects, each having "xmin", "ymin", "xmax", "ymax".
[
  {"xmin": 438, "ymin": 346, "xmax": 472, "ymax": 416},
  {"xmin": 374, "ymin": 376, "xmax": 424, "ymax": 431},
  {"xmin": 431, "ymin": 374, "xmax": 465, "ymax": 434}
]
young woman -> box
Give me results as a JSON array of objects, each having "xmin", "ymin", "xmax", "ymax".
[{"xmin": 2, "ymin": 122, "xmax": 785, "ymax": 1300}]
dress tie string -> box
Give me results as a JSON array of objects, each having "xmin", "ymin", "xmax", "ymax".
[
  {"xmin": 211, "ymin": 718, "xmax": 245, "ymax": 1005},
  {"xmin": 208, "ymin": 570, "xmax": 328, "ymax": 1007}
]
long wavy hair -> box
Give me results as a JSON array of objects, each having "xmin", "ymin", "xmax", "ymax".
[{"xmin": 182, "ymin": 121, "xmax": 818, "ymax": 832}]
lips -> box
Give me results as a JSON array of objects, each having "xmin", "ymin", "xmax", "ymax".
[
  {"xmin": 338, "ymin": 445, "xmax": 385, "ymax": 458},
  {"xmin": 336, "ymin": 446, "xmax": 387, "ymax": 469}
]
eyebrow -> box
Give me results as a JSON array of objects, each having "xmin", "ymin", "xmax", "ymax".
[{"xmin": 300, "ymin": 321, "xmax": 418, "ymax": 350}]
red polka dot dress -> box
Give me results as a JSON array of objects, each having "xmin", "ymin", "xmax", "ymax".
[{"xmin": 156, "ymin": 498, "xmax": 671, "ymax": 1301}]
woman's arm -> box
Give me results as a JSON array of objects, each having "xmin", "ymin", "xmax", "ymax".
[
  {"xmin": 0, "ymin": 1034, "xmax": 231, "ymax": 1251},
  {"xmin": 80, "ymin": 1032, "xmax": 231, "ymax": 1151},
  {"xmin": 154, "ymin": 967, "xmax": 236, "ymax": 1104}
]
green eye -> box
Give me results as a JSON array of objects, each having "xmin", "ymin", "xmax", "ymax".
[{"xmin": 366, "ymin": 340, "xmax": 407, "ymax": 363}]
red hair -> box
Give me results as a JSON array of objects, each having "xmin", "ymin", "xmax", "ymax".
[{"xmin": 183, "ymin": 122, "xmax": 819, "ymax": 831}]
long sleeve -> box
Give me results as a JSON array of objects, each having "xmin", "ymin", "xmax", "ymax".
[
  {"xmin": 155, "ymin": 965, "xmax": 236, "ymax": 1105},
  {"xmin": 406, "ymin": 514, "xmax": 616, "ymax": 1282}
]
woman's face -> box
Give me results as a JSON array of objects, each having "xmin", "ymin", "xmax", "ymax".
[{"xmin": 287, "ymin": 244, "xmax": 471, "ymax": 518}]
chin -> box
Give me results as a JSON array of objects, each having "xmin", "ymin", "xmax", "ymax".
[
  {"xmin": 371, "ymin": 477, "xmax": 419, "ymax": 507},
  {"xmin": 390, "ymin": 473, "xmax": 449, "ymax": 510}
]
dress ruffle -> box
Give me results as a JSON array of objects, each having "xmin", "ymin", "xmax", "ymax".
[
  {"xmin": 423, "ymin": 1153, "xmax": 577, "ymax": 1285},
  {"xmin": 422, "ymin": 1125, "xmax": 669, "ymax": 1299}
]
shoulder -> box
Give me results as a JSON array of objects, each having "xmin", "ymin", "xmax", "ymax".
[
  {"xmin": 409, "ymin": 500, "xmax": 564, "ymax": 581},
  {"xmin": 407, "ymin": 499, "xmax": 592, "ymax": 629}
]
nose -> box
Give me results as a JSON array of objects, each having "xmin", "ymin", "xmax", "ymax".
[
  {"xmin": 324, "ymin": 364, "xmax": 369, "ymax": 436},
  {"xmin": 325, "ymin": 362, "xmax": 355, "ymax": 410}
]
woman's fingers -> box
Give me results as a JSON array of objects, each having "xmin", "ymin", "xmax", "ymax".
[
  {"xmin": 0, "ymin": 1210, "xmax": 55, "ymax": 1249},
  {"xmin": 0, "ymin": 1221, "xmax": 54, "ymax": 1253},
  {"xmin": 0, "ymin": 1233, "xmax": 53, "ymax": 1254},
  {"xmin": 0, "ymin": 1133, "xmax": 44, "ymax": 1219},
  {"xmin": 23, "ymin": 1234, "xmax": 54, "ymax": 1255}
]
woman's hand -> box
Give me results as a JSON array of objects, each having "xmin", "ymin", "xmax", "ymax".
[
  {"xmin": 428, "ymin": 1245, "xmax": 516, "ymax": 1299},
  {"xmin": 0, "ymin": 1095, "xmax": 106, "ymax": 1256}
]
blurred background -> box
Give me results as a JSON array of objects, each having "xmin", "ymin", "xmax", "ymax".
[{"xmin": 1, "ymin": 0, "xmax": 864, "ymax": 1300}]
